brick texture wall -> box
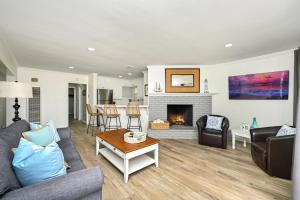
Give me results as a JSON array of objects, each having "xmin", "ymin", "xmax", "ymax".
[{"xmin": 148, "ymin": 95, "xmax": 212, "ymax": 127}]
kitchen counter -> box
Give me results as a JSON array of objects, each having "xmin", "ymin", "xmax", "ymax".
[
  {"xmin": 96, "ymin": 104, "xmax": 149, "ymax": 131},
  {"xmin": 97, "ymin": 104, "xmax": 148, "ymax": 108}
]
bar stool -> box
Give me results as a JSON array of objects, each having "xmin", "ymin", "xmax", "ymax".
[
  {"xmin": 86, "ymin": 104, "xmax": 105, "ymax": 135},
  {"xmin": 126, "ymin": 103, "xmax": 142, "ymax": 131},
  {"xmin": 103, "ymin": 104, "xmax": 121, "ymax": 131}
]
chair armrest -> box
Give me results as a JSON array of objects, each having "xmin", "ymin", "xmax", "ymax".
[
  {"xmin": 2, "ymin": 167, "xmax": 103, "ymax": 200},
  {"xmin": 57, "ymin": 127, "xmax": 71, "ymax": 140},
  {"xmin": 196, "ymin": 116, "xmax": 207, "ymax": 130},
  {"xmin": 266, "ymin": 135, "xmax": 295, "ymax": 178},
  {"xmin": 250, "ymin": 126, "xmax": 281, "ymax": 142}
]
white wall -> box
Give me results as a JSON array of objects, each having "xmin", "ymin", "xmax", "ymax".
[
  {"xmin": 147, "ymin": 50, "xmax": 294, "ymax": 129},
  {"xmin": 207, "ymin": 50, "xmax": 294, "ymax": 128},
  {"xmin": 147, "ymin": 65, "xmax": 210, "ymax": 94},
  {"xmin": 88, "ymin": 73, "xmax": 98, "ymax": 107},
  {"xmin": 0, "ymin": 39, "xmax": 17, "ymax": 75},
  {"xmin": 17, "ymin": 67, "xmax": 88, "ymax": 128},
  {"xmin": 98, "ymin": 75, "xmax": 144, "ymax": 104}
]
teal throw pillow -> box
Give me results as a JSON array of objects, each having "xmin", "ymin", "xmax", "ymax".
[
  {"xmin": 12, "ymin": 138, "xmax": 66, "ymax": 186},
  {"xmin": 30, "ymin": 120, "xmax": 60, "ymax": 142},
  {"xmin": 22, "ymin": 126, "xmax": 54, "ymax": 146}
]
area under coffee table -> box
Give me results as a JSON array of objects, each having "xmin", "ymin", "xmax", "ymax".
[{"xmin": 96, "ymin": 129, "xmax": 159, "ymax": 183}]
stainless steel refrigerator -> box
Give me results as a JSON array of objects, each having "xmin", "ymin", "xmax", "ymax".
[{"xmin": 97, "ymin": 89, "xmax": 113, "ymax": 104}]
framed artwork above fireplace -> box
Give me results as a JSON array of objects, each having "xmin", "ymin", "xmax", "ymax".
[{"xmin": 165, "ymin": 68, "xmax": 200, "ymax": 93}]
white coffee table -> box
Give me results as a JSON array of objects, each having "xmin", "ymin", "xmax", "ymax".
[
  {"xmin": 231, "ymin": 129, "xmax": 250, "ymax": 149},
  {"xmin": 96, "ymin": 129, "xmax": 159, "ymax": 183}
]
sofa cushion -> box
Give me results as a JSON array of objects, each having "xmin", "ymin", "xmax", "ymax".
[
  {"xmin": 58, "ymin": 139, "xmax": 85, "ymax": 172},
  {"xmin": 0, "ymin": 120, "xmax": 30, "ymax": 149},
  {"xmin": 0, "ymin": 138, "xmax": 20, "ymax": 196},
  {"xmin": 10, "ymin": 120, "xmax": 31, "ymax": 134}
]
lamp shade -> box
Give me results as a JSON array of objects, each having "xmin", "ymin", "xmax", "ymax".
[{"xmin": 0, "ymin": 81, "xmax": 33, "ymax": 98}]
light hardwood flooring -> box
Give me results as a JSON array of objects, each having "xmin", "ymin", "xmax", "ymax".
[{"xmin": 70, "ymin": 120, "xmax": 292, "ymax": 200}]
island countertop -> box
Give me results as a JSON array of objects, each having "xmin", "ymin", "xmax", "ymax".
[
  {"xmin": 96, "ymin": 104, "xmax": 149, "ymax": 131},
  {"xmin": 97, "ymin": 104, "xmax": 148, "ymax": 108}
]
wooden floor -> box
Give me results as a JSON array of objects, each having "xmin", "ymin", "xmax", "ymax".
[{"xmin": 70, "ymin": 120, "xmax": 292, "ymax": 200}]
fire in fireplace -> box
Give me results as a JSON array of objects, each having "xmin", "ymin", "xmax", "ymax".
[{"xmin": 167, "ymin": 105, "xmax": 193, "ymax": 126}]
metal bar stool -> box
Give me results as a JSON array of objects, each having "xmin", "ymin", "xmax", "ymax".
[
  {"xmin": 126, "ymin": 103, "xmax": 142, "ymax": 132},
  {"xmin": 86, "ymin": 104, "xmax": 105, "ymax": 135},
  {"xmin": 103, "ymin": 104, "xmax": 121, "ymax": 131}
]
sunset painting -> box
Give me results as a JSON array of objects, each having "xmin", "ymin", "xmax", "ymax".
[{"xmin": 229, "ymin": 70, "xmax": 289, "ymax": 100}]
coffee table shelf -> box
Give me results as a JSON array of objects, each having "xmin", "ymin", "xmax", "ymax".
[{"xmin": 99, "ymin": 148, "xmax": 156, "ymax": 174}]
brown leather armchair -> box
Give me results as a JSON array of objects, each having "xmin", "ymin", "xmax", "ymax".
[
  {"xmin": 250, "ymin": 126, "xmax": 295, "ymax": 179},
  {"xmin": 196, "ymin": 115, "xmax": 229, "ymax": 149}
]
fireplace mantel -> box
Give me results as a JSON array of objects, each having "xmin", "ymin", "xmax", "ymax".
[{"xmin": 148, "ymin": 93, "xmax": 217, "ymax": 97}]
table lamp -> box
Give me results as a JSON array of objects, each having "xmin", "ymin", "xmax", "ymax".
[{"xmin": 0, "ymin": 81, "xmax": 33, "ymax": 122}]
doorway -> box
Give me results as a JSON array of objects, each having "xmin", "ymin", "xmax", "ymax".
[{"xmin": 68, "ymin": 83, "xmax": 87, "ymax": 124}]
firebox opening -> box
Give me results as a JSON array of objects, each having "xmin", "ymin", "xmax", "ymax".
[{"xmin": 167, "ymin": 105, "xmax": 193, "ymax": 126}]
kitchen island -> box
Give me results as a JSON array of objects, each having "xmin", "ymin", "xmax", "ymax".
[{"xmin": 97, "ymin": 105, "xmax": 149, "ymax": 131}]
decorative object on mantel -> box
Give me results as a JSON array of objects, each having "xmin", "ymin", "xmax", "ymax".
[
  {"xmin": 149, "ymin": 119, "xmax": 170, "ymax": 130},
  {"xmin": 204, "ymin": 78, "xmax": 209, "ymax": 93},
  {"xmin": 144, "ymin": 84, "xmax": 148, "ymax": 96},
  {"xmin": 154, "ymin": 81, "xmax": 162, "ymax": 93},
  {"xmin": 124, "ymin": 131, "xmax": 147, "ymax": 144},
  {"xmin": 165, "ymin": 68, "xmax": 200, "ymax": 93},
  {"xmin": 0, "ymin": 81, "xmax": 33, "ymax": 122},
  {"xmin": 250, "ymin": 117, "xmax": 258, "ymax": 129},
  {"xmin": 229, "ymin": 70, "xmax": 289, "ymax": 100}
]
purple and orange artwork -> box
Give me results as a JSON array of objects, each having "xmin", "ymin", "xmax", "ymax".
[{"xmin": 229, "ymin": 70, "xmax": 289, "ymax": 100}]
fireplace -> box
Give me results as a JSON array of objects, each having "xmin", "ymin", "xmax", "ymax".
[{"xmin": 167, "ymin": 105, "xmax": 193, "ymax": 126}]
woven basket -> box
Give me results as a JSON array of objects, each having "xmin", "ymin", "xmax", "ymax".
[{"xmin": 149, "ymin": 121, "xmax": 170, "ymax": 130}]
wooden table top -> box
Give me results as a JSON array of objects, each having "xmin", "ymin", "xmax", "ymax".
[{"xmin": 96, "ymin": 129, "xmax": 159, "ymax": 153}]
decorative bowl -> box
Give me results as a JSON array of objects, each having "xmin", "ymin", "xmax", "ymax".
[{"xmin": 124, "ymin": 132, "xmax": 147, "ymax": 144}]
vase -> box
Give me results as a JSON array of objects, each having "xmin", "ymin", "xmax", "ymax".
[
  {"xmin": 204, "ymin": 78, "xmax": 209, "ymax": 93},
  {"xmin": 250, "ymin": 117, "xmax": 258, "ymax": 129}
]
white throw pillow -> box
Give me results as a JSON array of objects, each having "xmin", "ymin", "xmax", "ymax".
[
  {"xmin": 276, "ymin": 125, "xmax": 296, "ymax": 136},
  {"xmin": 205, "ymin": 115, "xmax": 224, "ymax": 131}
]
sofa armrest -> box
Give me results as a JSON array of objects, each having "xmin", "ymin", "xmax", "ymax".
[
  {"xmin": 57, "ymin": 127, "xmax": 71, "ymax": 140},
  {"xmin": 266, "ymin": 135, "xmax": 295, "ymax": 179},
  {"xmin": 250, "ymin": 126, "xmax": 281, "ymax": 142},
  {"xmin": 2, "ymin": 167, "xmax": 103, "ymax": 200}
]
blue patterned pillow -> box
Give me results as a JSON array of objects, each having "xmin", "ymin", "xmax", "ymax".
[
  {"xmin": 276, "ymin": 125, "xmax": 296, "ymax": 136},
  {"xmin": 205, "ymin": 115, "xmax": 224, "ymax": 131}
]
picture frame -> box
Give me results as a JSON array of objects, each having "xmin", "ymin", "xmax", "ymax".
[
  {"xmin": 228, "ymin": 70, "xmax": 289, "ymax": 100},
  {"xmin": 165, "ymin": 68, "xmax": 200, "ymax": 93}
]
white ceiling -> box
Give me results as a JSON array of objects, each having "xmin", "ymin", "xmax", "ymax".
[{"xmin": 0, "ymin": 0, "xmax": 300, "ymax": 78}]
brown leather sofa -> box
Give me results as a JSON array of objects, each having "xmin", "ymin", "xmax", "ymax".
[
  {"xmin": 250, "ymin": 126, "xmax": 295, "ymax": 179},
  {"xmin": 196, "ymin": 115, "xmax": 229, "ymax": 149}
]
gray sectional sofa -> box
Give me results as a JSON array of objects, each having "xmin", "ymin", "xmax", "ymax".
[{"xmin": 0, "ymin": 120, "xmax": 103, "ymax": 200}]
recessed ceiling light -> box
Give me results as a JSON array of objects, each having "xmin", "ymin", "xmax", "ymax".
[
  {"xmin": 225, "ymin": 43, "xmax": 233, "ymax": 48},
  {"xmin": 127, "ymin": 72, "xmax": 132, "ymax": 76},
  {"xmin": 87, "ymin": 47, "xmax": 96, "ymax": 52},
  {"xmin": 118, "ymin": 75, "xmax": 123, "ymax": 78},
  {"xmin": 68, "ymin": 66, "xmax": 75, "ymax": 69}
]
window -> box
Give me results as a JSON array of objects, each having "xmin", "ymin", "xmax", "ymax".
[{"xmin": 28, "ymin": 87, "xmax": 41, "ymax": 123}]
